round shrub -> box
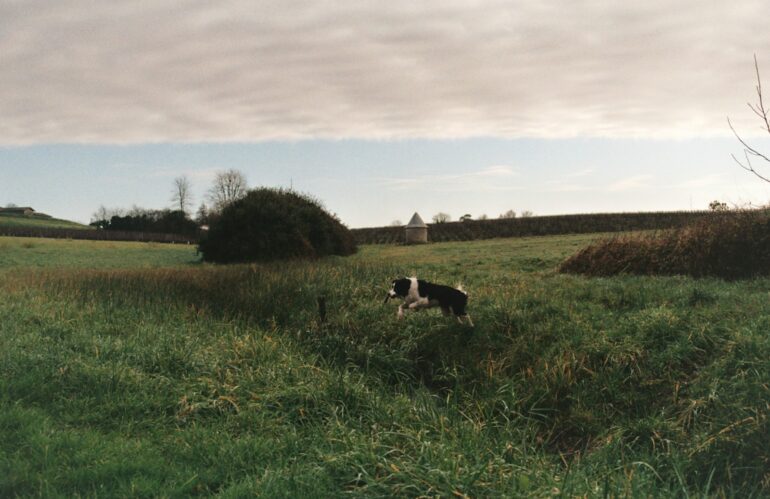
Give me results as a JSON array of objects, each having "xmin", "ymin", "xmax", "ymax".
[{"xmin": 199, "ymin": 188, "xmax": 357, "ymax": 263}]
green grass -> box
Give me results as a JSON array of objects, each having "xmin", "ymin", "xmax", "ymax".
[
  {"xmin": 0, "ymin": 213, "xmax": 91, "ymax": 230},
  {"xmin": 1, "ymin": 235, "xmax": 768, "ymax": 497},
  {"xmin": 0, "ymin": 236, "xmax": 199, "ymax": 269}
]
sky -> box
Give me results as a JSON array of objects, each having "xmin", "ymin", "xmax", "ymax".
[{"xmin": 2, "ymin": 0, "xmax": 770, "ymax": 227}]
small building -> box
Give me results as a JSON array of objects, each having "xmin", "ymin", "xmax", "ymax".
[
  {"xmin": 0, "ymin": 206, "xmax": 35, "ymax": 215},
  {"xmin": 405, "ymin": 212, "xmax": 428, "ymax": 244}
]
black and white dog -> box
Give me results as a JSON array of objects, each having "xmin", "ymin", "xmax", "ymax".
[{"xmin": 384, "ymin": 277, "xmax": 473, "ymax": 326}]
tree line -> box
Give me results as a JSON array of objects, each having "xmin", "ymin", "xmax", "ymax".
[
  {"xmin": 91, "ymin": 169, "xmax": 248, "ymax": 234},
  {"xmin": 428, "ymin": 209, "xmax": 533, "ymax": 224}
]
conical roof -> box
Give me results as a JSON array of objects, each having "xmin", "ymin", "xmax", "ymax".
[{"xmin": 406, "ymin": 212, "xmax": 427, "ymax": 228}]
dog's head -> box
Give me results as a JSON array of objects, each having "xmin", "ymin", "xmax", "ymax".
[{"xmin": 384, "ymin": 277, "xmax": 412, "ymax": 303}]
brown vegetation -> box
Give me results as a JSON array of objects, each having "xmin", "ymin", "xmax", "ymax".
[{"xmin": 559, "ymin": 210, "xmax": 770, "ymax": 279}]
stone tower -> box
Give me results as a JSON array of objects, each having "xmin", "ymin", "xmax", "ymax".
[{"xmin": 404, "ymin": 212, "xmax": 428, "ymax": 244}]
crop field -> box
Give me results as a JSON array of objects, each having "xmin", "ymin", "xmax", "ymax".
[{"xmin": 1, "ymin": 234, "xmax": 768, "ymax": 497}]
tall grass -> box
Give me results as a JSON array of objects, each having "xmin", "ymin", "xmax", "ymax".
[{"xmin": 1, "ymin": 236, "xmax": 768, "ymax": 496}]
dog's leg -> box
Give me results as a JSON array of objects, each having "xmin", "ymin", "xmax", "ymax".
[
  {"xmin": 454, "ymin": 314, "xmax": 473, "ymax": 326},
  {"xmin": 408, "ymin": 297, "xmax": 434, "ymax": 312},
  {"xmin": 397, "ymin": 304, "xmax": 405, "ymax": 320}
]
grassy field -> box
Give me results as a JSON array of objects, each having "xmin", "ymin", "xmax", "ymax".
[
  {"xmin": 0, "ymin": 213, "xmax": 91, "ymax": 230},
  {"xmin": 1, "ymin": 234, "xmax": 768, "ymax": 497},
  {"xmin": 0, "ymin": 236, "xmax": 198, "ymax": 269}
]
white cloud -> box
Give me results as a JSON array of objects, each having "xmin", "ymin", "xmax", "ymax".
[
  {"xmin": 539, "ymin": 168, "xmax": 596, "ymax": 192},
  {"xmin": 564, "ymin": 168, "xmax": 596, "ymax": 179},
  {"xmin": 679, "ymin": 173, "xmax": 727, "ymax": 188},
  {"xmin": 1, "ymin": 0, "xmax": 769, "ymax": 144},
  {"xmin": 542, "ymin": 182, "xmax": 590, "ymax": 193},
  {"xmin": 474, "ymin": 165, "xmax": 517, "ymax": 177},
  {"xmin": 607, "ymin": 174, "xmax": 654, "ymax": 192},
  {"xmin": 380, "ymin": 165, "xmax": 519, "ymax": 192}
]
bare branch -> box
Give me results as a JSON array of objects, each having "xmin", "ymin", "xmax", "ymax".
[
  {"xmin": 753, "ymin": 54, "xmax": 770, "ymax": 134},
  {"xmin": 730, "ymin": 152, "xmax": 770, "ymax": 183},
  {"xmin": 728, "ymin": 117, "xmax": 770, "ymax": 164},
  {"xmin": 728, "ymin": 55, "xmax": 770, "ymax": 184}
]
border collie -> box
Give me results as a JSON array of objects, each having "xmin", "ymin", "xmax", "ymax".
[{"xmin": 384, "ymin": 277, "xmax": 473, "ymax": 326}]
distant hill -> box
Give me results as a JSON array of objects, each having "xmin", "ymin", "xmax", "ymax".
[{"xmin": 0, "ymin": 211, "xmax": 91, "ymax": 230}]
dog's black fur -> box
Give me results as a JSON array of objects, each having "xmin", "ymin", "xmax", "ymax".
[{"xmin": 385, "ymin": 277, "xmax": 473, "ymax": 325}]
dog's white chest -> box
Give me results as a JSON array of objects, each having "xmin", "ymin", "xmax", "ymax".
[{"xmin": 405, "ymin": 278, "xmax": 422, "ymax": 303}]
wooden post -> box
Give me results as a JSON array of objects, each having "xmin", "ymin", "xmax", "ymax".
[{"xmin": 317, "ymin": 296, "xmax": 326, "ymax": 324}]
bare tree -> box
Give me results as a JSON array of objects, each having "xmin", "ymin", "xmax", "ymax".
[
  {"xmin": 90, "ymin": 205, "xmax": 126, "ymax": 228},
  {"xmin": 171, "ymin": 176, "xmax": 193, "ymax": 214},
  {"xmin": 90, "ymin": 205, "xmax": 126, "ymax": 222},
  {"xmin": 390, "ymin": 219, "xmax": 403, "ymax": 226},
  {"xmin": 195, "ymin": 203, "xmax": 209, "ymax": 224},
  {"xmin": 499, "ymin": 209, "xmax": 516, "ymax": 219},
  {"xmin": 91, "ymin": 205, "xmax": 110, "ymax": 224},
  {"xmin": 432, "ymin": 212, "xmax": 451, "ymax": 223},
  {"xmin": 208, "ymin": 169, "xmax": 247, "ymax": 211},
  {"xmin": 729, "ymin": 55, "xmax": 770, "ymax": 183},
  {"xmin": 520, "ymin": 210, "xmax": 534, "ymax": 218},
  {"xmin": 127, "ymin": 205, "xmax": 146, "ymax": 217}
]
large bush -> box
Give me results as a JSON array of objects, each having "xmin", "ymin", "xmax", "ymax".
[
  {"xmin": 199, "ymin": 188, "xmax": 357, "ymax": 263},
  {"xmin": 559, "ymin": 210, "xmax": 770, "ymax": 279}
]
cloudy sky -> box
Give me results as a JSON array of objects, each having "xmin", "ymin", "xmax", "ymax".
[{"xmin": 2, "ymin": 0, "xmax": 770, "ymax": 226}]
